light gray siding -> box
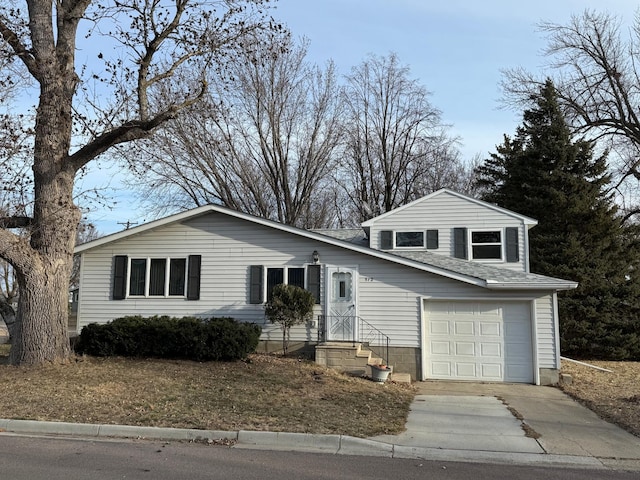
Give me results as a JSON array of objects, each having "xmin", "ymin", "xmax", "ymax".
[
  {"xmin": 533, "ymin": 293, "xmax": 558, "ymax": 369},
  {"xmin": 76, "ymin": 209, "xmax": 559, "ymax": 371},
  {"xmin": 367, "ymin": 191, "xmax": 529, "ymax": 272},
  {"xmin": 77, "ymin": 212, "xmax": 485, "ymax": 347}
]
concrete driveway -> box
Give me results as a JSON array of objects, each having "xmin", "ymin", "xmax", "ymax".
[{"xmin": 370, "ymin": 381, "xmax": 640, "ymax": 470}]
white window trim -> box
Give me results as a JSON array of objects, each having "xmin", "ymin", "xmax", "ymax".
[
  {"xmin": 469, "ymin": 228, "xmax": 504, "ymax": 262},
  {"xmin": 394, "ymin": 230, "xmax": 426, "ymax": 249},
  {"xmin": 126, "ymin": 257, "xmax": 187, "ymax": 298}
]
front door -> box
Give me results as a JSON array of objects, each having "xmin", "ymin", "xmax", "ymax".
[{"xmin": 325, "ymin": 266, "xmax": 358, "ymax": 342}]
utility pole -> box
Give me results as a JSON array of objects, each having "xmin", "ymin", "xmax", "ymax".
[{"xmin": 117, "ymin": 220, "xmax": 138, "ymax": 230}]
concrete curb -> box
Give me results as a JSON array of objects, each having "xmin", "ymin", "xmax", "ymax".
[
  {"xmin": 0, "ymin": 418, "xmax": 609, "ymax": 469},
  {"xmin": 0, "ymin": 419, "xmax": 237, "ymax": 443}
]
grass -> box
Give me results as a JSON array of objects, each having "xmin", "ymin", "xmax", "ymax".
[
  {"xmin": 0, "ymin": 345, "xmax": 415, "ymax": 438},
  {"xmin": 561, "ymin": 359, "xmax": 640, "ymax": 437}
]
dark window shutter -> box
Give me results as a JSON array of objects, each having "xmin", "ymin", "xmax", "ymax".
[
  {"xmin": 112, "ymin": 255, "xmax": 128, "ymax": 300},
  {"xmin": 426, "ymin": 229, "xmax": 439, "ymax": 249},
  {"xmin": 380, "ymin": 230, "xmax": 393, "ymax": 250},
  {"xmin": 186, "ymin": 255, "xmax": 201, "ymax": 300},
  {"xmin": 249, "ymin": 265, "xmax": 264, "ymax": 304},
  {"xmin": 506, "ymin": 227, "xmax": 520, "ymax": 262},
  {"xmin": 453, "ymin": 228, "xmax": 468, "ymax": 259},
  {"xmin": 307, "ymin": 264, "xmax": 321, "ymax": 304}
]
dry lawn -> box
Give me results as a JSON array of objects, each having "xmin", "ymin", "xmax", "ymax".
[
  {"xmin": 0, "ymin": 347, "xmax": 414, "ymax": 438},
  {"xmin": 561, "ymin": 359, "xmax": 640, "ymax": 437}
]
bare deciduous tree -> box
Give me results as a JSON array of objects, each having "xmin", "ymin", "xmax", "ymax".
[
  {"xmin": 0, "ymin": 0, "xmax": 274, "ymax": 365},
  {"xmin": 339, "ymin": 52, "xmax": 467, "ymax": 222},
  {"xmin": 502, "ymin": 10, "xmax": 640, "ymax": 217},
  {"xmin": 132, "ymin": 33, "xmax": 343, "ymax": 228}
]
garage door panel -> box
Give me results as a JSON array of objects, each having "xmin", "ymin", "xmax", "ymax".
[
  {"xmin": 453, "ymin": 303, "xmax": 475, "ymax": 315},
  {"xmin": 478, "ymin": 303, "xmax": 501, "ymax": 315},
  {"xmin": 480, "ymin": 343, "xmax": 501, "ymax": 357},
  {"xmin": 431, "ymin": 341, "xmax": 450, "ymax": 355},
  {"xmin": 506, "ymin": 364, "xmax": 530, "ymax": 382},
  {"xmin": 505, "ymin": 322, "xmax": 529, "ymax": 338},
  {"xmin": 454, "ymin": 321, "xmax": 474, "ymax": 335},
  {"xmin": 430, "ymin": 321, "xmax": 450, "ymax": 335},
  {"xmin": 455, "ymin": 363, "xmax": 476, "ymax": 377},
  {"xmin": 480, "ymin": 322, "xmax": 500, "ymax": 336},
  {"xmin": 481, "ymin": 364, "xmax": 502, "ymax": 378},
  {"xmin": 425, "ymin": 300, "xmax": 534, "ymax": 383},
  {"xmin": 455, "ymin": 342, "xmax": 475, "ymax": 356},
  {"xmin": 432, "ymin": 362, "xmax": 451, "ymax": 376}
]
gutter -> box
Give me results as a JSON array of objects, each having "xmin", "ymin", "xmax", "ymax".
[{"xmin": 485, "ymin": 280, "xmax": 579, "ymax": 291}]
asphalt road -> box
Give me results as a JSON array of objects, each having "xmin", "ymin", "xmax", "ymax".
[{"xmin": 0, "ymin": 434, "xmax": 637, "ymax": 480}]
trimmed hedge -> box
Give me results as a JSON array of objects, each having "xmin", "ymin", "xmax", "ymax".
[{"xmin": 76, "ymin": 316, "xmax": 261, "ymax": 361}]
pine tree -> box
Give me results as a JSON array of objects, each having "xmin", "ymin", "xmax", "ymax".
[{"xmin": 475, "ymin": 79, "xmax": 640, "ymax": 359}]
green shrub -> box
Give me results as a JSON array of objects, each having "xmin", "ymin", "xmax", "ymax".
[
  {"xmin": 264, "ymin": 284, "xmax": 315, "ymax": 355},
  {"xmin": 76, "ymin": 315, "xmax": 261, "ymax": 361}
]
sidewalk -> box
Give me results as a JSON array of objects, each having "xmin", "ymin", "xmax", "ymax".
[{"xmin": 1, "ymin": 381, "xmax": 639, "ymax": 471}]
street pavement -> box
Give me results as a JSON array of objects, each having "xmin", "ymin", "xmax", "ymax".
[{"xmin": 1, "ymin": 381, "xmax": 640, "ymax": 471}]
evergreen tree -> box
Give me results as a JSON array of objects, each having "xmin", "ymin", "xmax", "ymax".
[{"xmin": 475, "ymin": 79, "xmax": 640, "ymax": 359}]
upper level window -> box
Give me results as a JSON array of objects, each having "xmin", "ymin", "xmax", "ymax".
[
  {"xmin": 381, "ymin": 229, "xmax": 438, "ymax": 250},
  {"xmin": 395, "ymin": 231, "xmax": 424, "ymax": 248},
  {"xmin": 128, "ymin": 257, "xmax": 186, "ymax": 297},
  {"xmin": 470, "ymin": 231, "xmax": 502, "ymax": 260}
]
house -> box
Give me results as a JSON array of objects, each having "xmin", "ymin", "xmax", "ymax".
[{"xmin": 73, "ymin": 189, "xmax": 577, "ymax": 385}]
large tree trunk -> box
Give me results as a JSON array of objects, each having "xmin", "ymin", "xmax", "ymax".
[
  {"xmin": 9, "ymin": 167, "xmax": 79, "ymax": 365},
  {"xmin": 10, "ymin": 261, "xmax": 73, "ymax": 364},
  {"xmin": 6, "ymin": 0, "xmax": 83, "ymax": 365}
]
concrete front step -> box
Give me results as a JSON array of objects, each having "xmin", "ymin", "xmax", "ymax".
[{"xmin": 315, "ymin": 342, "xmax": 411, "ymax": 383}]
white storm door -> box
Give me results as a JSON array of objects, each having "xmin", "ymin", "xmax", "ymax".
[{"xmin": 325, "ymin": 267, "xmax": 358, "ymax": 342}]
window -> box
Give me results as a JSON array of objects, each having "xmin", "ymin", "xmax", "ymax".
[
  {"xmin": 470, "ymin": 230, "xmax": 502, "ymax": 260},
  {"xmin": 128, "ymin": 257, "xmax": 187, "ymax": 297},
  {"xmin": 266, "ymin": 267, "xmax": 284, "ymax": 300},
  {"xmin": 381, "ymin": 229, "xmax": 438, "ymax": 249},
  {"xmin": 250, "ymin": 265, "xmax": 320, "ymax": 304},
  {"xmin": 169, "ymin": 259, "xmax": 187, "ymax": 296},
  {"xmin": 129, "ymin": 259, "xmax": 146, "ymax": 296},
  {"xmin": 288, "ymin": 267, "xmax": 305, "ymax": 289},
  {"xmin": 332, "ymin": 271, "xmax": 352, "ymax": 301},
  {"xmin": 395, "ymin": 231, "xmax": 424, "ymax": 248},
  {"xmin": 266, "ymin": 267, "xmax": 306, "ymax": 299},
  {"xmin": 112, "ymin": 255, "xmax": 200, "ymax": 300}
]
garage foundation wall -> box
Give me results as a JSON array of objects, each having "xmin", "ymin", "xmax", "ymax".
[
  {"xmin": 539, "ymin": 368, "xmax": 560, "ymax": 386},
  {"xmin": 386, "ymin": 347, "xmax": 421, "ymax": 381}
]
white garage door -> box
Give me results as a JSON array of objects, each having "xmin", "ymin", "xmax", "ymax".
[{"xmin": 424, "ymin": 301, "xmax": 534, "ymax": 383}]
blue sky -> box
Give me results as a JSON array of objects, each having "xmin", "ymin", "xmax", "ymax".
[
  {"xmin": 84, "ymin": 0, "xmax": 639, "ymax": 234},
  {"xmin": 274, "ymin": 0, "xmax": 637, "ymax": 159}
]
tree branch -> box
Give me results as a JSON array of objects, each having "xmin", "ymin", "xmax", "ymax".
[
  {"xmin": 0, "ymin": 16, "xmax": 38, "ymax": 77},
  {"xmin": 69, "ymin": 81, "xmax": 206, "ymax": 170},
  {"xmin": 0, "ymin": 216, "xmax": 33, "ymax": 229}
]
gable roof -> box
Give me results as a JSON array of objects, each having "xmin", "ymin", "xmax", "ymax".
[
  {"xmin": 76, "ymin": 203, "xmax": 575, "ymax": 291},
  {"xmin": 360, "ymin": 189, "xmax": 538, "ymax": 227}
]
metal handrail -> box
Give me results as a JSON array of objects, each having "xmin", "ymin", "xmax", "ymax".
[{"xmin": 317, "ymin": 315, "xmax": 390, "ymax": 366}]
